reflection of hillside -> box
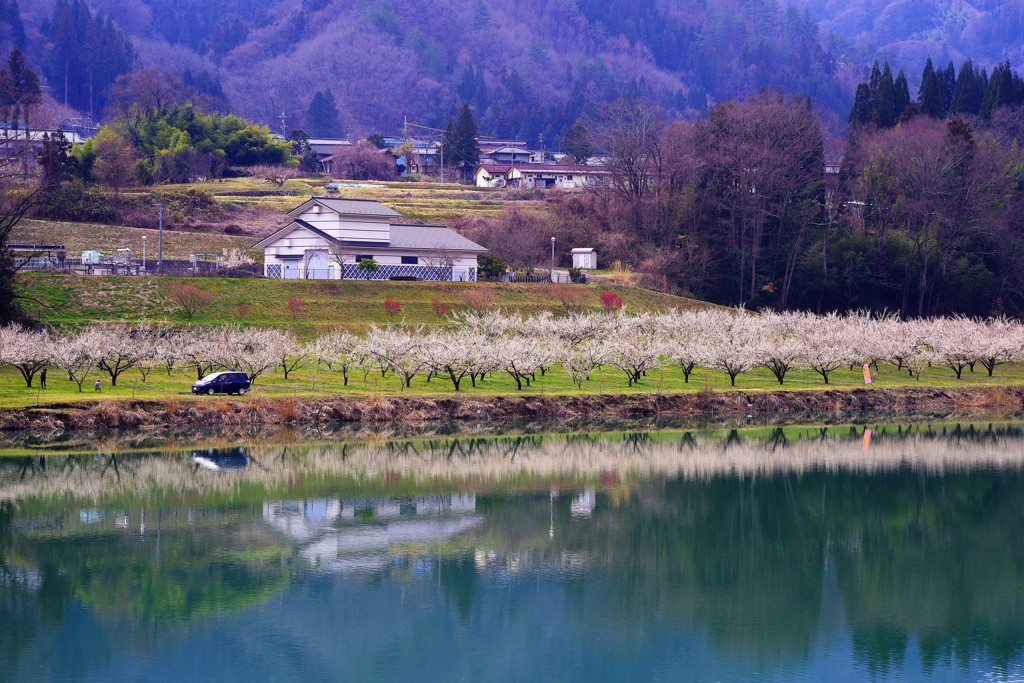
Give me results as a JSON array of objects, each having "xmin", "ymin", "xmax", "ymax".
[
  {"xmin": 3, "ymin": 506, "xmax": 294, "ymax": 629},
  {"xmin": 470, "ymin": 468, "xmax": 1024, "ymax": 671},
  {"xmin": 262, "ymin": 495, "xmax": 482, "ymax": 573},
  {"xmin": 4, "ymin": 425, "xmax": 1024, "ymax": 677},
  {"xmin": 4, "ymin": 422, "xmax": 1024, "ymax": 506}
]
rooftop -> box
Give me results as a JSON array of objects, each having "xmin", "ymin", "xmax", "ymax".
[
  {"xmin": 288, "ymin": 197, "xmax": 402, "ymax": 219},
  {"xmin": 390, "ymin": 224, "xmax": 487, "ymax": 252}
]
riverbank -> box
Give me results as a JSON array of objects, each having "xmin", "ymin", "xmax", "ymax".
[{"xmin": 2, "ymin": 384, "xmax": 1022, "ymax": 432}]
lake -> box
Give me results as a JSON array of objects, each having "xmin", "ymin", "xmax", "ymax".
[{"xmin": 2, "ymin": 421, "xmax": 1024, "ymax": 682}]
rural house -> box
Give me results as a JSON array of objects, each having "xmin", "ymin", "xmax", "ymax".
[
  {"xmin": 254, "ymin": 197, "xmax": 487, "ymax": 281},
  {"xmin": 474, "ymin": 163, "xmax": 610, "ymax": 189}
]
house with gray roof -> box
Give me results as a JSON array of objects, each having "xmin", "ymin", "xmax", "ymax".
[{"xmin": 254, "ymin": 197, "xmax": 487, "ymax": 281}]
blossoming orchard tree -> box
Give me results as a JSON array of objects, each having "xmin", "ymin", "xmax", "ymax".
[
  {"xmin": 5, "ymin": 311, "xmax": 1024, "ymax": 396},
  {"xmin": 0, "ymin": 325, "xmax": 50, "ymax": 387}
]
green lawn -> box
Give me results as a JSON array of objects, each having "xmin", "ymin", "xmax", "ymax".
[
  {"xmin": 2, "ymin": 356, "xmax": 1021, "ymax": 411},
  {"xmin": 15, "ymin": 273, "xmax": 709, "ymax": 335}
]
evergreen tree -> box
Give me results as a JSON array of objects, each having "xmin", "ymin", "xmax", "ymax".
[
  {"xmin": 894, "ymin": 69, "xmax": 911, "ymax": 120},
  {"xmin": 918, "ymin": 58, "xmax": 943, "ymax": 118},
  {"xmin": 38, "ymin": 129, "xmax": 76, "ymax": 184},
  {"xmin": 457, "ymin": 65, "xmax": 489, "ymax": 111},
  {"xmin": 876, "ymin": 63, "xmax": 898, "ymax": 127},
  {"xmin": 942, "ymin": 61, "xmax": 956, "ymax": 116},
  {"xmin": 951, "ymin": 60, "xmax": 983, "ymax": 115},
  {"xmin": 287, "ymin": 129, "xmax": 319, "ymax": 172},
  {"xmin": 6, "ymin": 48, "xmax": 40, "ymax": 136},
  {"xmin": 848, "ymin": 83, "xmax": 872, "ymax": 126},
  {"xmin": 305, "ymin": 89, "xmax": 343, "ymax": 138},
  {"xmin": 1, "ymin": 0, "xmax": 24, "ymax": 49},
  {"xmin": 562, "ymin": 121, "xmax": 592, "ymax": 163},
  {"xmin": 442, "ymin": 103, "xmax": 479, "ymax": 175},
  {"xmin": 43, "ymin": 0, "xmax": 133, "ymax": 116}
]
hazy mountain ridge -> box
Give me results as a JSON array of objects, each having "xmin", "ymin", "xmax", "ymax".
[{"xmin": 11, "ymin": 0, "xmax": 1024, "ymax": 142}]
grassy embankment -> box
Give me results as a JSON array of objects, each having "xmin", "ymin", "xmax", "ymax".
[{"xmin": 15, "ymin": 272, "xmax": 692, "ymax": 333}]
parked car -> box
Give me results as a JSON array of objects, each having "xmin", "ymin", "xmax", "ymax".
[{"xmin": 192, "ymin": 371, "xmax": 251, "ymax": 395}]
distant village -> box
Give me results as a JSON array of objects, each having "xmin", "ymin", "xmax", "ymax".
[
  {"xmin": 8, "ymin": 125, "xmax": 607, "ymax": 284},
  {"xmin": 315, "ymin": 135, "xmax": 609, "ymax": 190}
]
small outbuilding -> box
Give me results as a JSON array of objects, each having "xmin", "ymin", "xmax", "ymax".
[{"xmin": 571, "ymin": 248, "xmax": 598, "ymax": 270}]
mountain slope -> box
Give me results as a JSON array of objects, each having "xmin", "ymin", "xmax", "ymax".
[{"xmin": 13, "ymin": 0, "xmax": 1024, "ymax": 143}]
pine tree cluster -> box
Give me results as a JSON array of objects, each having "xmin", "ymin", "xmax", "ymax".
[
  {"xmin": 43, "ymin": 0, "xmax": 135, "ymax": 118},
  {"xmin": 850, "ymin": 58, "xmax": 1024, "ymax": 127}
]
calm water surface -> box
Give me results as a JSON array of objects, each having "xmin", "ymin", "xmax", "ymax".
[{"xmin": 2, "ymin": 422, "xmax": 1024, "ymax": 682}]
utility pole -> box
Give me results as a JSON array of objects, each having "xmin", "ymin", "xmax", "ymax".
[{"xmin": 404, "ymin": 120, "xmax": 449, "ymax": 185}]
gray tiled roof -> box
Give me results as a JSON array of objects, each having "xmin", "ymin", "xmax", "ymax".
[
  {"xmin": 287, "ymin": 197, "xmax": 401, "ymax": 218},
  {"xmin": 389, "ymin": 224, "xmax": 487, "ymax": 252}
]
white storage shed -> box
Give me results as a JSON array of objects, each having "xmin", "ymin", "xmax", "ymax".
[{"xmin": 571, "ymin": 248, "xmax": 598, "ymax": 270}]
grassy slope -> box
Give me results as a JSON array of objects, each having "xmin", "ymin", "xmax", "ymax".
[
  {"xmin": 12, "ymin": 177, "xmax": 544, "ymax": 268},
  {"xmin": 131, "ymin": 177, "xmax": 531, "ymax": 224},
  {"xmin": 15, "ymin": 273, "xmax": 709, "ymax": 334},
  {"xmin": 12, "ymin": 219, "xmax": 260, "ymax": 261}
]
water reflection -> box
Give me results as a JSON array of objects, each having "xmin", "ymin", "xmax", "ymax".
[
  {"xmin": 3, "ymin": 421, "xmax": 1024, "ymax": 505},
  {"xmin": 2, "ymin": 422, "xmax": 1024, "ymax": 681},
  {"xmin": 264, "ymin": 495, "xmax": 481, "ymax": 573}
]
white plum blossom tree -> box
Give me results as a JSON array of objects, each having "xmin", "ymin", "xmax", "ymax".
[
  {"xmin": 312, "ymin": 330, "xmax": 361, "ymax": 385},
  {"xmin": 0, "ymin": 325, "xmax": 50, "ymax": 387},
  {"xmin": 798, "ymin": 313, "xmax": 860, "ymax": 384},
  {"xmin": 701, "ymin": 314, "xmax": 765, "ymax": 386},
  {"xmin": 49, "ymin": 332, "xmax": 100, "ymax": 392}
]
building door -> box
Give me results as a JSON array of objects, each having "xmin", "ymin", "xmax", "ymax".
[
  {"xmin": 305, "ymin": 250, "xmax": 330, "ymax": 279},
  {"xmin": 282, "ymin": 261, "xmax": 300, "ymax": 279}
]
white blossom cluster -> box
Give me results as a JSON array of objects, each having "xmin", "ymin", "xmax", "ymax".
[{"xmin": 1, "ymin": 310, "xmax": 1023, "ymax": 392}]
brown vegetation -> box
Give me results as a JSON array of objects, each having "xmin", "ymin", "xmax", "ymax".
[{"xmin": 3, "ymin": 386, "xmax": 1024, "ymax": 433}]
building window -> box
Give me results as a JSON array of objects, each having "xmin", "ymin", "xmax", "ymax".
[
  {"xmin": 401, "ymin": 256, "xmax": 419, "ymax": 265},
  {"xmin": 355, "ymin": 254, "xmax": 373, "ymax": 262}
]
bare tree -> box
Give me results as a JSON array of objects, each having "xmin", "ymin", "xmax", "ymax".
[
  {"xmin": 326, "ymin": 141, "xmax": 395, "ymax": 180},
  {"xmin": 421, "ymin": 244, "xmax": 455, "ymax": 280},
  {"xmin": 587, "ymin": 98, "xmax": 664, "ymax": 237},
  {"xmin": 248, "ymin": 164, "xmax": 300, "ymax": 187},
  {"xmin": 319, "ymin": 238, "xmax": 356, "ymax": 279},
  {"xmin": 168, "ymin": 282, "xmax": 213, "ymax": 320}
]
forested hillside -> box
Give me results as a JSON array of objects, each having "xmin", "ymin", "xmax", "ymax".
[{"xmin": 3, "ymin": 0, "xmax": 1023, "ymax": 144}]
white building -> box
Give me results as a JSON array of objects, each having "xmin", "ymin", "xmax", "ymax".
[
  {"xmin": 571, "ymin": 248, "xmax": 598, "ymax": 269},
  {"xmin": 254, "ymin": 197, "xmax": 487, "ymax": 281},
  {"xmin": 474, "ymin": 163, "xmax": 610, "ymax": 189}
]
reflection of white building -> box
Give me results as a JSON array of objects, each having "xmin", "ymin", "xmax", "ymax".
[
  {"xmin": 263, "ymin": 495, "xmax": 481, "ymax": 573},
  {"xmin": 570, "ymin": 489, "xmax": 596, "ymax": 518}
]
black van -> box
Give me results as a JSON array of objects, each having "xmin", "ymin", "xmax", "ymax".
[{"xmin": 192, "ymin": 371, "xmax": 251, "ymax": 395}]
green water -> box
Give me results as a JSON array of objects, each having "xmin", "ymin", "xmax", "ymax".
[{"xmin": 2, "ymin": 421, "xmax": 1023, "ymax": 682}]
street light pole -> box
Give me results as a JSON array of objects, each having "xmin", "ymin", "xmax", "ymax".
[
  {"xmin": 550, "ymin": 236, "xmax": 556, "ymax": 278},
  {"xmin": 142, "ymin": 235, "xmax": 146, "ymax": 274}
]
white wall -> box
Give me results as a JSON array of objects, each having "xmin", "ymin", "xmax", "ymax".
[{"xmin": 294, "ymin": 207, "xmax": 391, "ymax": 243}]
